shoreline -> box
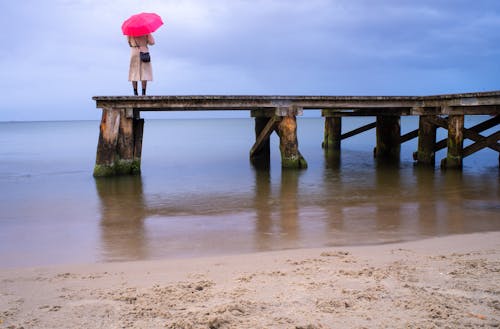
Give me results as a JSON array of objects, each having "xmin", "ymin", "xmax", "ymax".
[{"xmin": 1, "ymin": 231, "xmax": 499, "ymax": 328}]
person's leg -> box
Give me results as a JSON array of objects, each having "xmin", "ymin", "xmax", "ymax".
[
  {"xmin": 132, "ymin": 81, "xmax": 138, "ymax": 95},
  {"xmin": 141, "ymin": 81, "xmax": 147, "ymax": 95}
]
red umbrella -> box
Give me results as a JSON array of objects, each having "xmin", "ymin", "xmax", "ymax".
[{"xmin": 122, "ymin": 12, "xmax": 163, "ymax": 37}]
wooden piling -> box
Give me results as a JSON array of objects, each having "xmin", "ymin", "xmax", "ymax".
[
  {"xmin": 276, "ymin": 115, "xmax": 307, "ymax": 169},
  {"xmin": 375, "ymin": 116, "xmax": 401, "ymax": 159},
  {"xmin": 133, "ymin": 114, "xmax": 144, "ymax": 161},
  {"xmin": 250, "ymin": 116, "xmax": 274, "ymax": 169},
  {"xmin": 414, "ymin": 116, "xmax": 437, "ymax": 165},
  {"xmin": 323, "ymin": 116, "xmax": 342, "ymax": 150},
  {"xmin": 94, "ymin": 108, "xmax": 142, "ymax": 177},
  {"xmin": 441, "ymin": 115, "xmax": 464, "ymax": 169}
]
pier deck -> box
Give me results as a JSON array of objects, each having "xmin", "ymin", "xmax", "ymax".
[{"xmin": 92, "ymin": 91, "xmax": 500, "ymax": 176}]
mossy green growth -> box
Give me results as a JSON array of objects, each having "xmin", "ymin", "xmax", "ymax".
[
  {"xmin": 281, "ymin": 155, "xmax": 308, "ymax": 169},
  {"xmin": 93, "ymin": 159, "xmax": 141, "ymax": 177},
  {"xmin": 115, "ymin": 159, "xmax": 141, "ymax": 175},
  {"xmin": 93, "ymin": 164, "xmax": 116, "ymax": 177}
]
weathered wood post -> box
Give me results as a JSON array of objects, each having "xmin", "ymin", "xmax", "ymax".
[
  {"xmin": 414, "ymin": 115, "xmax": 437, "ymax": 165},
  {"xmin": 250, "ymin": 107, "xmax": 307, "ymax": 170},
  {"xmin": 94, "ymin": 108, "xmax": 144, "ymax": 177},
  {"xmin": 374, "ymin": 115, "xmax": 401, "ymax": 159},
  {"xmin": 321, "ymin": 111, "xmax": 342, "ymax": 167},
  {"xmin": 322, "ymin": 114, "xmax": 342, "ymax": 151},
  {"xmin": 441, "ymin": 115, "xmax": 464, "ymax": 169},
  {"xmin": 276, "ymin": 107, "xmax": 308, "ymax": 169},
  {"xmin": 250, "ymin": 115, "xmax": 273, "ymax": 169}
]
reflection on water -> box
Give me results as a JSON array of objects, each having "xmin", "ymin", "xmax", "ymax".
[
  {"xmin": 1, "ymin": 119, "xmax": 499, "ymax": 267},
  {"xmin": 95, "ymin": 176, "xmax": 147, "ymax": 262},
  {"xmin": 94, "ymin": 159, "xmax": 500, "ymax": 263}
]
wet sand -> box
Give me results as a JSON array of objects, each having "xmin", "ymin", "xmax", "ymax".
[{"xmin": 1, "ymin": 232, "xmax": 499, "ymax": 328}]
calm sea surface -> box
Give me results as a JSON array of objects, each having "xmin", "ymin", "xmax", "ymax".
[{"xmin": 0, "ymin": 116, "xmax": 499, "ymax": 268}]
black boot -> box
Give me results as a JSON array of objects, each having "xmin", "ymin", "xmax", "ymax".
[
  {"xmin": 142, "ymin": 88, "xmax": 146, "ymax": 96},
  {"xmin": 133, "ymin": 88, "xmax": 138, "ymax": 96}
]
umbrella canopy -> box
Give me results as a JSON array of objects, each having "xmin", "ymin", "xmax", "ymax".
[{"xmin": 122, "ymin": 12, "xmax": 163, "ymax": 37}]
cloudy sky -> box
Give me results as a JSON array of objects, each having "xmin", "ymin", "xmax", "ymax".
[{"xmin": 0, "ymin": 0, "xmax": 499, "ymax": 121}]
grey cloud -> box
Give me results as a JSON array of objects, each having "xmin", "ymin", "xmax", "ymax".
[{"xmin": 0, "ymin": 0, "xmax": 499, "ymax": 120}]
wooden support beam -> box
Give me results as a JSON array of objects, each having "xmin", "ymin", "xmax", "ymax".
[
  {"xmin": 462, "ymin": 131, "xmax": 500, "ymax": 158},
  {"xmin": 442, "ymin": 105, "xmax": 500, "ymax": 115},
  {"xmin": 464, "ymin": 130, "xmax": 500, "ymax": 152},
  {"xmin": 427, "ymin": 116, "xmax": 449, "ymax": 154},
  {"xmin": 467, "ymin": 114, "xmax": 500, "ymax": 132},
  {"xmin": 431, "ymin": 114, "xmax": 500, "ymax": 166},
  {"xmin": 117, "ymin": 112, "xmax": 134, "ymax": 162},
  {"xmin": 250, "ymin": 116, "xmax": 279, "ymax": 157},
  {"xmin": 441, "ymin": 115, "xmax": 464, "ymax": 169},
  {"xmin": 251, "ymin": 106, "xmax": 303, "ymax": 118},
  {"xmin": 323, "ymin": 117, "xmax": 342, "ymax": 150},
  {"xmin": 430, "ymin": 115, "xmax": 499, "ymax": 153},
  {"xmin": 276, "ymin": 115, "xmax": 307, "ymax": 169},
  {"xmin": 133, "ymin": 118, "xmax": 144, "ymax": 160},
  {"xmin": 414, "ymin": 116, "xmax": 437, "ymax": 165},
  {"xmin": 400, "ymin": 129, "xmax": 419, "ymax": 144},
  {"xmin": 341, "ymin": 122, "xmax": 376, "ymax": 140},
  {"xmin": 427, "ymin": 116, "xmax": 448, "ymax": 129},
  {"xmin": 250, "ymin": 116, "xmax": 280, "ymax": 168},
  {"xmin": 375, "ymin": 116, "xmax": 401, "ymax": 159},
  {"xmin": 94, "ymin": 108, "xmax": 142, "ymax": 177},
  {"xmin": 434, "ymin": 139, "xmax": 448, "ymax": 152},
  {"xmin": 94, "ymin": 109, "xmax": 120, "ymax": 176}
]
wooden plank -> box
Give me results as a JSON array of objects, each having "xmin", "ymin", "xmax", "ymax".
[
  {"xmin": 341, "ymin": 122, "xmax": 376, "ymax": 140},
  {"xmin": 443, "ymin": 105, "xmax": 500, "ymax": 115},
  {"xmin": 322, "ymin": 108, "xmax": 413, "ymax": 116}
]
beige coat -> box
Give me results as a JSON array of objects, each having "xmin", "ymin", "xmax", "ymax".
[{"xmin": 127, "ymin": 34, "xmax": 155, "ymax": 82}]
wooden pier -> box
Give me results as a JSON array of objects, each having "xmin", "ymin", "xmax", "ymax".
[{"xmin": 92, "ymin": 91, "xmax": 500, "ymax": 176}]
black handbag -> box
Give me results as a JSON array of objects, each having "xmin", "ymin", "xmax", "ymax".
[{"xmin": 140, "ymin": 51, "xmax": 151, "ymax": 63}]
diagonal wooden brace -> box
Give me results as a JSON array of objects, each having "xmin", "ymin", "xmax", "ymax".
[
  {"xmin": 250, "ymin": 116, "xmax": 281, "ymax": 159},
  {"xmin": 463, "ymin": 131, "xmax": 500, "ymax": 157}
]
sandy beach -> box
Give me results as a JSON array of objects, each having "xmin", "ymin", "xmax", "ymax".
[{"xmin": 1, "ymin": 232, "xmax": 499, "ymax": 328}]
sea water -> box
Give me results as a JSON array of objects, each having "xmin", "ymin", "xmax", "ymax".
[{"xmin": 0, "ymin": 116, "xmax": 499, "ymax": 268}]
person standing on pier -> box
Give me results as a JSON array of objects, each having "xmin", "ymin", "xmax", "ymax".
[
  {"xmin": 121, "ymin": 12, "xmax": 164, "ymax": 96},
  {"xmin": 127, "ymin": 34, "xmax": 155, "ymax": 95}
]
